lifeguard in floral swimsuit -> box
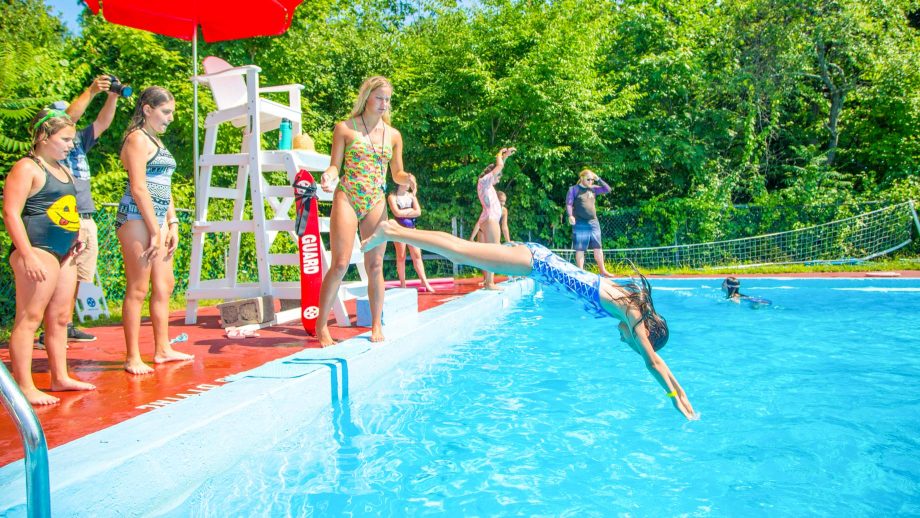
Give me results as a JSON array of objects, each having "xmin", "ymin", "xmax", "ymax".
[
  {"xmin": 336, "ymin": 118, "xmax": 394, "ymax": 219},
  {"xmin": 317, "ymin": 76, "xmax": 416, "ymax": 347}
]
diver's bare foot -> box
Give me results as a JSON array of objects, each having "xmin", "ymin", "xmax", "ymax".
[
  {"xmin": 22, "ymin": 387, "xmax": 59, "ymax": 405},
  {"xmin": 51, "ymin": 377, "xmax": 96, "ymax": 392},
  {"xmin": 370, "ymin": 325, "xmax": 385, "ymax": 343},
  {"xmin": 483, "ymin": 284, "xmax": 504, "ymax": 291},
  {"xmin": 124, "ymin": 359, "xmax": 154, "ymax": 375},
  {"xmin": 316, "ymin": 326, "xmax": 336, "ymax": 347},
  {"xmin": 360, "ymin": 220, "xmax": 397, "ymax": 253},
  {"xmin": 154, "ymin": 349, "xmax": 194, "ymax": 364},
  {"xmin": 423, "ymin": 283, "xmax": 436, "ymax": 293}
]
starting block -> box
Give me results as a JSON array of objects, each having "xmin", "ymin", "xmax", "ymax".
[{"xmin": 356, "ymin": 287, "xmax": 418, "ymax": 327}]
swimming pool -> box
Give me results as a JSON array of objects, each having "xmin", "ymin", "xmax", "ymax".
[
  {"xmin": 2, "ymin": 278, "xmax": 918, "ymax": 516},
  {"xmin": 165, "ymin": 278, "xmax": 920, "ymax": 516}
]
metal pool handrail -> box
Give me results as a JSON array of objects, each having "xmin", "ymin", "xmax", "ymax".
[{"xmin": 0, "ymin": 362, "xmax": 51, "ymax": 518}]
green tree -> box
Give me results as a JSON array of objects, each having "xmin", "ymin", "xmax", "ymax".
[{"xmin": 0, "ymin": 0, "xmax": 83, "ymax": 159}]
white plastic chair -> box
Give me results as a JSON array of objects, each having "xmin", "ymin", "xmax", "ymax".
[{"xmin": 199, "ymin": 56, "xmax": 303, "ymax": 133}]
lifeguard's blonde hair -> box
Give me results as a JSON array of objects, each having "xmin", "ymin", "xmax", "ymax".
[
  {"xmin": 350, "ymin": 76, "xmax": 392, "ymax": 124},
  {"xmin": 578, "ymin": 169, "xmax": 595, "ymax": 182}
]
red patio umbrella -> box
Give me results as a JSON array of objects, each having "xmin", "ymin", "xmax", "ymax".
[
  {"xmin": 82, "ymin": 0, "xmax": 303, "ymax": 42},
  {"xmin": 82, "ymin": 0, "xmax": 305, "ymax": 213}
]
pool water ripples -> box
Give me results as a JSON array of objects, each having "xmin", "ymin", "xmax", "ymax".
[{"xmin": 166, "ymin": 279, "xmax": 920, "ymax": 517}]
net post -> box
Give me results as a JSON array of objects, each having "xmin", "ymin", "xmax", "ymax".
[{"xmin": 910, "ymin": 200, "xmax": 920, "ymax": 237}]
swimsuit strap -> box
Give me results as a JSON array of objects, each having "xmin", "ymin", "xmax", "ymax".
[
  {"xmin": 140, "ymin": 128, "xmax": 162, "ymax": 149},
  {"xmin": 28, "ymin": 155, "xmax": 50, "ymax": 176},
  {"xmin": 28, "ymin": 155, "xmax": 72, "ymax": 185}
]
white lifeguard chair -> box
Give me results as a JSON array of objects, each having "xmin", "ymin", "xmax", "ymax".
[{"xmin": 184, "ymin": 57, "xmax": 367, "ymax": 327}]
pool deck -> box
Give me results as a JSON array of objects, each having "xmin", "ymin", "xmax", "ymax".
[{"xmin": 0, "ymin": 278, "xmax": 490, "ymax": 468}]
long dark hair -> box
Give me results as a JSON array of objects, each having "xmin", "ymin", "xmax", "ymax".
[
  {"xmin": 124, "ymin": 86, "xmax": 174, "ymax": 139},
  {"xmin": 622, "ymin": 260, "xmax": 669, "ymax": 351}
]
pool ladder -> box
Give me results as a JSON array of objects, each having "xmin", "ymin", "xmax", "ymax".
[{"xmin": 0, "ymin": 362, "xmax": 51, "ymax": 517}]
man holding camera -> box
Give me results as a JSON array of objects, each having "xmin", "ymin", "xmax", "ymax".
[{"xmin": 39, "ymin": 75, "xmax": 121, "ymax": 346}]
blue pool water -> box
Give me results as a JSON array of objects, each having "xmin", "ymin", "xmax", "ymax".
[{"xmin": 168, "ymin": 279, "xmax": 920, "ymax": 516}]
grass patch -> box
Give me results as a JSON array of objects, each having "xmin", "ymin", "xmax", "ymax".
[{"xmin": 589, "ymin": 258, "xmax": 920, "ymax": 276}]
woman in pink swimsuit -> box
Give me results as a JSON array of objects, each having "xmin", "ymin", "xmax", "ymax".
[
  {"xmin": 317, "ymin": 76, "xmax": 416, "ymax": 346},
  {"xmin": 475, "ymin": 147, "xmax": 515, "ymax": 289}
]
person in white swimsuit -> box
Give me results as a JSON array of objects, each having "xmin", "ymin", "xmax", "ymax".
[{"xmin": 475, "ymin": 147, "xmax": 515, "ymax": 289}]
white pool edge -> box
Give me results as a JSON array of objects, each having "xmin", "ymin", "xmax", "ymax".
[{"xmin": 0, "ymin": 279, "xmax": 535, "ymax": 517}]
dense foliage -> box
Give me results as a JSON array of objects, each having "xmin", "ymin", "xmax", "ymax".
[
  {"xmin": 2, "ymin": 0, "xmax": 918, "ymax": 227},
  {"xmin": 0, "ymin": 0, "xmax": 918, "ymax": 317}
]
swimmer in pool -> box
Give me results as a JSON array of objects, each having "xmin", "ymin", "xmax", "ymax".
[
  {"xmin": 723, "ymin": 276, "xmax": 771, "ymax": 307},
  {"xmin": 361, "ymin": 220, "xmax": 698, "ymax": 420}
]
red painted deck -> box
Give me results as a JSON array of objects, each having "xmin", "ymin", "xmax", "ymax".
[{"xmin": 0, "ymin": 279, "xmax": 486, "ymax": 468}]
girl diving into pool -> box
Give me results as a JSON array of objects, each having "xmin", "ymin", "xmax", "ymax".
[{"xmin": 361, "ymin": 220, "xmax": 698, "ymax": 420}]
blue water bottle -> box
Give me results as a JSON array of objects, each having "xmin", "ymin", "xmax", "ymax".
[{"xmin": 279, "ymin": 118, "xmax": 293, "ymax": 150}]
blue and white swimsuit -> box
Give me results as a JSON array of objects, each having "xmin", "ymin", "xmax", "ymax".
[
  {"xmin": 116, "ymin": 130, "xmax": 176, "ymax": 229},
  {"xmin": 522, "ymin": 243, "xmax": 669, "ymax": 349},
  {"xmin": 523, "ymin": 242, "xmax": 612, "ymax": 318}
]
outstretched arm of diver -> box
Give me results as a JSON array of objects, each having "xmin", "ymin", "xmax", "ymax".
[{"xmin": 630, "ymin": 321, "xmax": 697, "ymax": 420}]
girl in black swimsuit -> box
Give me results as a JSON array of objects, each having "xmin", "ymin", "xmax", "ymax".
[{"xmin": 3, "ymin": 108, "xmax": 96, "ymax": 405}]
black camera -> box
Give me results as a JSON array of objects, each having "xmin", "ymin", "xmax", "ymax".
[{"xmin": 108, "ymin": 76, "xmax": 133, "ymax": 98}]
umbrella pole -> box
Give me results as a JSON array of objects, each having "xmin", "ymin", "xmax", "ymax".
[{"xmin": 193, "ymin": 31, "xmax": 200, "ymax": 220}]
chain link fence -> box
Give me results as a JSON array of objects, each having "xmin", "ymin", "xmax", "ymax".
[{"xmin": 453, "ymin": 200, "xmax": 920, "ymax": 270}]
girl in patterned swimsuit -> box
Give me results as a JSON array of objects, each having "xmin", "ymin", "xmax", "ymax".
[
  {"xmin": 3, "ymin": 108, "xmax": 96, "ymax": 405},
  {"xmin": 117, "ymin": 87, "xmax": 193, "ymax": 375},
  {"xmin": 360, "ymin": 221, "xmax": 698, "ymax": 420},
  {"xmin": 317, "ymin": 76, "xmax": 417, "ymax": 346}
]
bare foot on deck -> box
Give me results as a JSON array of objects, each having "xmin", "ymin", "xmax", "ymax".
[
  {"xmin": 315, "ymin": 325, "xmax": 337, "ymax": 347},
  {"xmin": 154, "ymin": 349, "xmax": 195, "ymax": 364},
  {"xmin": 124, "ymin": 359, "xmax": 155, "ymax": 375},
  {"xmin": 51, "ymin": 377, "xmax": 96, "ymax": 392},
  {"xmin": 423, "ymin": 283, "xmax": 436, "ymax": 293},
  {"xmin": 483, "ymin": 284, "xmax": 504, "ymax": 291},
  {"xmin": 22, "ymin": 387, "xmax": 60, "ymax": 406},
  {"xmin": 370, "ymin": 325, "xmax": 385, "ymax": 343},
  {"xmin": 360, "ymin": 220, "xmax": 397, "ymax": 253}
]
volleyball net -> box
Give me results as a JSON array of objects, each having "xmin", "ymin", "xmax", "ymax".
[{"xmin": 552, "ymin": 201, "xmax": 920, "ymax": 269}]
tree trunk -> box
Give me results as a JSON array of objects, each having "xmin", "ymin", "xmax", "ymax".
[
  {"xmin": 826, "ymin": 88, "xmax": 843, "ymax": 167},
  {"xmin": 816, "ymin": 39, "xmax": 844, "ymax": 167}
]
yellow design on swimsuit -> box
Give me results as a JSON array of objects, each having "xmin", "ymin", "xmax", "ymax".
[
  {"xmin": 46, "ymin": 194, "xmax": 80, "ymax": 231},
  {"xmin": 337, "ymin": 134, "xmax": 393, "ymax": 220}
]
